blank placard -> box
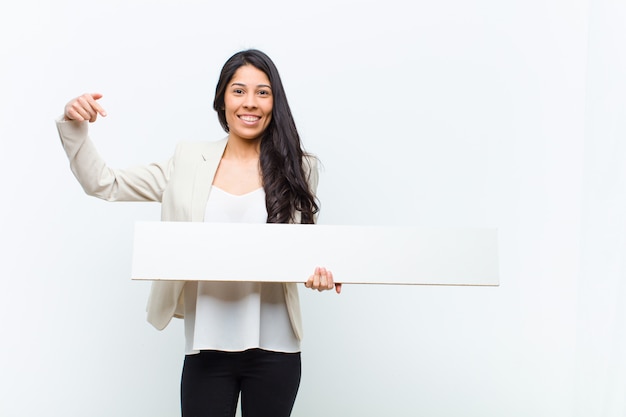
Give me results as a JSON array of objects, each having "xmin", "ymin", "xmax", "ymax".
[{"xmin": 131, "ymin": 222, "xmax": 498, "ymax": 286}]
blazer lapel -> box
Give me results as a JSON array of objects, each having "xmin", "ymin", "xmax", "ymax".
[{"xmin": 190, "ymin": 138, "xmax": 228, "ymax": 222}]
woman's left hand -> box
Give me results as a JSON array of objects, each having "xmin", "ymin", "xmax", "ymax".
[{"xmin": 305, "ymin": 266, "xmax": 342, "ymax": 294}]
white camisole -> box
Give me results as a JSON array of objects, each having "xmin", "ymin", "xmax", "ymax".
[{"xmin": 183, "ymin": 186, "xmax": 301, "ymax": 354}]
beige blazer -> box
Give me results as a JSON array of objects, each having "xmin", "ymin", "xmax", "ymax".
[{"xmin": 56, "ymin": 118, "xmax": 318, "ymax": 340}]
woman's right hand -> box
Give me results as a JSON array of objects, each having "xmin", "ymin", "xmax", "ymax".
[{"xmin": 64, "ymin": 93, "xmax": 107, "ymax": 123}]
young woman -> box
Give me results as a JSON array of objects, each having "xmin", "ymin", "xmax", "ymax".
[{"xmin": 57, "ymin": 49, "xmax": 340, "ymax": 417}]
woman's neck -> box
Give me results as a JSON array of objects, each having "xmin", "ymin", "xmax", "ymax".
[{"xmin": 224, "ymin": 136, "xmax": 261, "ymax": 161}]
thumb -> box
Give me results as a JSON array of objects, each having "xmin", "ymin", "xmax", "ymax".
[{"xmin": 91, "ymin": 93, "xmax": 103, "ymax": 100}]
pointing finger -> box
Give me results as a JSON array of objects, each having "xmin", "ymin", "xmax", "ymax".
[{"xmin": 87, "ymin": 93, "xmax": 107, "ymax": 117}]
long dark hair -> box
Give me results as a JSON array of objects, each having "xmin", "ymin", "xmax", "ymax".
[{"xmin": 213, "ymin": 49, "xmax": 319, "ymax": 224}]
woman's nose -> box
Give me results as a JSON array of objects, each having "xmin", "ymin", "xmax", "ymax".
[{"xmin": 243, "ymin": 94, "xmax": 257, "ymax": 108}]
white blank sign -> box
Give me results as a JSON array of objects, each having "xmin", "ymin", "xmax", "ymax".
[{"xmin": 131, "ymin": 222, "xmax": 499, "ymax": 286}]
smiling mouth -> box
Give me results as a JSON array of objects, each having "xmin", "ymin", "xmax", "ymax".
[{"xmin": 239, "ymin": 115, "xmax": 261, "ymax": 122}]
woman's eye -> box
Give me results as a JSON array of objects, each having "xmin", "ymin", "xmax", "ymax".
[
  {"xmin": 258, "ymin": 90, "xmax": 271, "ymax": 96},
  {"xmin": 233, "ymin": 89, "xmax": 244, "ymax": 94}
]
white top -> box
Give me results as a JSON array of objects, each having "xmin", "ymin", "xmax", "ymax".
[{"xmin": 183, "ymin": 186, "xmax": 301, "ymax": 354}]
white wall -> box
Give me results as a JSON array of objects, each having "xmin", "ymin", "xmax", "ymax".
[
  {"xmin": 0, "ymin": 0, "xmax": 622, "ymax": 416},
  {"xmin": 575, "ymin": 0, "xmax": 626, "ymax": 415}
]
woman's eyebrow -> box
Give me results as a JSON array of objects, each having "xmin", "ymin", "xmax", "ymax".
[{"xmin": 230, "ymin": 82, "xmax": 272, "ymax": 89}]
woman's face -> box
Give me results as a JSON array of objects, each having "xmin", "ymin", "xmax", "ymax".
[{"xmin": 224, "ymin": 64, "xmax": 273, "ymax": 142}]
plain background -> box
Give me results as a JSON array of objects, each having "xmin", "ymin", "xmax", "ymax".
[{"xmin": 0, "ymin": 0, "xmax": 625, "ymax": 416}]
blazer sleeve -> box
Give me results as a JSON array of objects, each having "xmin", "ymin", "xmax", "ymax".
[{"xmin": 56, "ymin": 117, "xmax": 173, "ymax": 202}]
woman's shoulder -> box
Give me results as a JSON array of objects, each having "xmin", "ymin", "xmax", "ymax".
[
  {"xmin": 302, "ymin": 153, "xmax": 319, "ymax": 191},
  {"xmin": 303, "ymin": 153, "xmax": 319, "ymax": 171}
]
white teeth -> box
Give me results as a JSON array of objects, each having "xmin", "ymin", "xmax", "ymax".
[{"xmin": 240, "ymin": 116, "xmax": 259, "ymax": 122}]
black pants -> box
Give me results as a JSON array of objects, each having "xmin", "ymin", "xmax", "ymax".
[{"xmin": 181, "ymin": 349, "xmax": 301, "ymax": 417}]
